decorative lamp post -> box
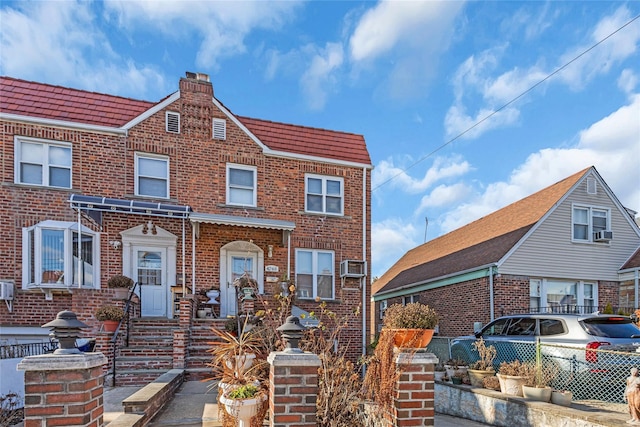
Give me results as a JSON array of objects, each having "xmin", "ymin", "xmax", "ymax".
[
  {"xmin": 42, "ymin": 310, "xmax": 89, "ymax": 355},
  {"xmin": 276, "ymin": 316, "xmax": 306, "ymax": 353}
]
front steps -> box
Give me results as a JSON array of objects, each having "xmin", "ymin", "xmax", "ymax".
[{"xmin": 113, "ymin": 317, "xmax": 226, "ymax": 385}]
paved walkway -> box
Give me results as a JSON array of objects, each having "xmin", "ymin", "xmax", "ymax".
[{"xmin": 104, "ymin": 380, "xmax": 490, "ymax": 426}]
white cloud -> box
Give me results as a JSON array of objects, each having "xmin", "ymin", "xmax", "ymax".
[
  {"xmin": 445, "ymin": 5, "xmax": 640, "ymax": 140},
  {"xmin": 416, "ymin": 183, "xmax": 473, "ymax": 214},
  {"xmin": 0, "ymin": 1, "xmax": 166, "ymax": 98},
  {"xmin": 348, "ymin": 0, "xmax": 465, "ymax": 99},
  {"xmin": 103, "ymin": 0, "xmax": 301, "ymax": 70},
  {"xmin": 618, "ymin": 69, "xmax": 638, "ymax": 95},
  {"xmin": 300, "ymin": 43, "xmax": 344, "ymax": 111},
  {"xmin": 371, "ymin": 219, "xmax": 420, "ymax": 278},
  {"xmin": 372, "ymin": 156, "xmax": 472, "ymax": 194}
]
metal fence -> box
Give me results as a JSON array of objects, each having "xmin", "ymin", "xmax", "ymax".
[
  {"xmin": 427, "ymin": 337, "xmax": 640, "ymax": 403},
  {"xmin": 0, "ymin": 341, "xmax": 56, "ymax": 360}
]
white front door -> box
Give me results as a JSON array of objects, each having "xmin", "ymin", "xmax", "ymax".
[
  {"xmin": 135, "ymin": 247, "xmax": 167, "ymax": 317},
  {"xmin": 222, "ymin": 253, "xmax": 256, "ymax": 317}
]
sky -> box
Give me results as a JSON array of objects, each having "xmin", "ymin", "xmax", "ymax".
[{"xmin": 1, "ymin": 1, "xmax": 639, "ymax": 279}]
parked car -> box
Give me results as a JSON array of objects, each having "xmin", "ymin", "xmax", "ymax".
[{"xmin": 450, "ymin": 313, "xmax": 640, "ymax": 401}]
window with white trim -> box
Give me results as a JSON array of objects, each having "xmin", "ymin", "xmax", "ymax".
[
  {"xmin": 305, "ymin": 174, "xmax": 343, "ymax": 215},
  {"xmin": 529, "ymin": 278, "xmax": 597, "ymax": 313},
  {"xmin": 295, "ymin": 249, "xmax": 335, "ymax": 300},
  {"xmin": 226, "ymin": 164, "xmax": 257, "ymax": 206},
  {"xmin": 379, "ymin": 300, "xmax": 388, "ymax": 320},
  {"xmin": 135, "ymin": 153, "xmax": 169, "ymax": 198},
  {"xmin": 22, "ymin": 221, "xmax": 99, "ymax": 289},
  {"xmin": 572, "ymin": 205, "xmax": 610, "ymax": 242},
  {"xmin": 15, "ymin": 137, "xmax": 71, "ymax": 188}
]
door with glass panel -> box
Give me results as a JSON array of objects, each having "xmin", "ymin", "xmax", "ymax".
[
  {"xmin": 135, "ymin": 247, "xmax": 167, "ymax": 317},
  {"xmin": 223, "ymin": 253, "xmax": 256, "ymax": 317}
]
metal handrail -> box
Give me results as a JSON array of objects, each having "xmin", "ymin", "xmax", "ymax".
[{"xmin": 110, "ymin": 282, "xmax": 140, "ymax": 386}]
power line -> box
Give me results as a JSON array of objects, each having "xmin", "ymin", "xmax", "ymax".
[{"xmin": 372, "ymin": 12, "xmax": 640, "ymax": 193}]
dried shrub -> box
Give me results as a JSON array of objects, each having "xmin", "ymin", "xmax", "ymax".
[
  {"xmin": 0, "ymin": 392, "xmax": 22, "ymax": 426},
  {"xmin": 483, "ymin": 375, "xmax": 500, "ymax": 390},
  {"xmin": 470, "ymin": 338, "xmax": 496, "ymax": 370},
  {"xmin": 382, "ymin": 303, "xmax": 438, "ymax": 329}
]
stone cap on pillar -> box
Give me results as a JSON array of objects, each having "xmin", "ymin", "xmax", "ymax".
[{"xmin": 17, "ymin": 353, "xmax": 107, "ymax": 372}]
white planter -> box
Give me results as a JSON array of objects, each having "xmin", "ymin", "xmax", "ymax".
[
  {"xmin": 435, "ymin": 371, "xmax": 446, "ymax": 382},
  {"xmin": 522, "ymin": 385, "xmax": 552, "ymax": 402},
  {"xmin": 220, "ymin": 392, "xmax": 267, "ymax": 427},
  {"xmin": 551, "ymin": 390, "xmax": 573, "ymax": 406},
  {"xmin": 497, "ymin": 374, "xmax": 526, "ymax": 397},
  {"xmin": 445, "ymin": 365, "xmax": 468, "ymax": 380},
  {"xmin": 225, "ymin": 353, "xmax": 256, "ymax": 375}
]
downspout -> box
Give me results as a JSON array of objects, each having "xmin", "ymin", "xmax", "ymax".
[
  {"xmin": 489, "ymin": 265, "xmax": 495, "ymax": 322},
  {"xmin": 635, "ymin": 269, "xmax": 639, "ymax": 310},
  {"xmin": 191, "ymin": 223, "xmax": 196, "ymax": 292},
  {"xmin": 287, "ymin": 232, "xmax": 291, "ymax": 281},
  {"xmin": 182, "ymin": 218, "xmax": 186, "ymax": 296},
  {"xmin": 77, "ymin": 209, "xmax": 82, "ymax": 288},
  {"xmin": 362, "ymin": 167, "xmax": 367, "ymax": 358}
]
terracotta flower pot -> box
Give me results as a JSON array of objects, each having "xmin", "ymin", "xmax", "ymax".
[
  {"xmin": 102, "ymin": 320, "xmax": 119, "ymax": 333},
  {"xmin": 389, "ymin": 329, "xmax": 434, "ymax": 348}
]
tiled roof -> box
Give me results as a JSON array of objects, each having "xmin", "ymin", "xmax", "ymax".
[
  {"xmin": 0, "ymin": 76, "xmax": 371, "ymax": 165},
  {"xmin": 238, "ymin": 116, "xmax": 370, "ymax": 165},
  {"xmin": 0, "ymin": 76, "xmax": 153, "ymax": 128},
  {"xmin": 373, "ymin": 167, "xmax": 591, "ymax": 296}
]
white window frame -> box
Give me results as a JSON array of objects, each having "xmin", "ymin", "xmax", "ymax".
[
  {"xmin": 379, "ymin": 300, "xmax": 388, "ymax": 320},
  {"xmin": 166, "ymin": 111, "xmax": 180, "ymax": 133},
  {"xmin": 135, "ymin": 152, "xmax": 169, "ymax": 199},
  {"xmin": 305, "ymin": 174, "xmax": 344, "ymax": 216},
  {"xmin": 226, "ymin": 163, "xmax": 257, "ymax": 207},
  {"xmin": 529, "ymin": 278, "xmax": 597, "ymax": 313},
  {"xmin": 295, "ymin": 249, "xmax": 335, "ymax": 300},
  {"xmin": 22, "ymin": 220, "xmax": 100, "ymax": 289},
  {"xmin": 572, "ymin": 204, "xmax": 610, "ymax": 243},
  {"xmin": 14, "ymin": 136, "xmax": 72, "ymax": 188}
]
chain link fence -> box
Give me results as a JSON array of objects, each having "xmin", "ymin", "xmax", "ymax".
[{"xmin": 427, "ymin": 336, "xmax": 640, "ymax": 403}]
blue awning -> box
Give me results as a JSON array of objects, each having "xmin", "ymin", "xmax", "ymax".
[{"xmin": 69, "ymin": 194, "xmax": 191, "ymax": 224}]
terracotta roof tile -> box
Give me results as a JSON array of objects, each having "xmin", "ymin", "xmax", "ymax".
[
  {"xmin": 238, "ymin": 116, "xmax": 371, "ymax": 165},
  {"xmin": 0, "ymin": 76, "xmax": 153, "ymax": 128},
  {"xmin": 1, "ymin": 76, "xmax": 371, "ymax": 165},
  {"xmin": 373, "ymin": 167, "xmax": 591, "ymax": 296}
]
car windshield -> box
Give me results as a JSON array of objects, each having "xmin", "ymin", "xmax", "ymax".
[{"xmin": 580, "ymin": 317, "xmax": 640, "ymax": 338}]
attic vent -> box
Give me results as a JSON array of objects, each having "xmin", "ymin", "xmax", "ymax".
[
  {"xmin": 587, "ymin": 177, "xmax": 597, "ymax": 195},
  {"xmin": 213, "ymin": 118, "xmax": 226, "ymax": 140},
  {"xmin": 166, "ymin": 112, "xmax": 180, "ymax": 133}
]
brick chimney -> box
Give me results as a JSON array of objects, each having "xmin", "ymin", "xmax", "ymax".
[{"xmin": 180, "ymin": 71, "xmax": 213, "ymax": 96}]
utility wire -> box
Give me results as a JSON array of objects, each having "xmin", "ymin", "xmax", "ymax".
[{"xmin": 372, "ymin": 12, "xmax": 640, "ymax": 193}]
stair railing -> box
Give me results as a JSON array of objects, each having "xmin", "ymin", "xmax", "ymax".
[{"xmin": 110, "ymin": 281, "xmax": 141, "ymax": 386}]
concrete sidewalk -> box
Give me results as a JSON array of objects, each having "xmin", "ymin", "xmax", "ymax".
[{"xmin": 104, "ymin": 380, "xmax": 489, "ymax": 426}]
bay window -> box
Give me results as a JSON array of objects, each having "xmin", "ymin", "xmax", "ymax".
[{"xmin": 23, "ymin": 221, "xmax": 100, "ymax": 289}]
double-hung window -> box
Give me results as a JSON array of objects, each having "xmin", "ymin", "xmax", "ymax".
[
  {"xmin": 305, "ymin": 174, "xmax": 343, "ymax": 215},
  {"xmin": 15, "ymin": 137, "xmax": 71, "ymax": 188},
  {"xmin": 135, "ymin": 153, "xmax": 169, "ymax": 198},
  {"xmin": 22, "ymin": 221, "xmax": 99, "ymax": 289},
  {"xmin": 295, "ymin": 249, "xmax": 335, "ymax": 300},
  {"xmin": 572, "ymin": 205, "xmax": 610, "ymax": 242},
  {"xmin": 226, "ymin": 164, "xmax": 257, "ymax": 206}
]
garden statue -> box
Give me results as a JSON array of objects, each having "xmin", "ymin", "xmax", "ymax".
[{"xmin": 625, "ymin": 367, "xmax": 640, "ymax": 424}]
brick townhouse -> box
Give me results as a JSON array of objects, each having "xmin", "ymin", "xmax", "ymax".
[{"xmin": 0, "ymin": 73, "xmax": 372, "ymax": 382}]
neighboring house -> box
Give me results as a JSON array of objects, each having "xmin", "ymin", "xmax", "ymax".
[
  {"xmin": 0, "ymin": 73, "xmax": 372, "ymax": 374},
  {"xmin": 372, "ymin": 167, "xmax": 640, "ymax": 337}
]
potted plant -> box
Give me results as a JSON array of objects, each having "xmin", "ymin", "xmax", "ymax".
[
  {"xmin": 451, "ymin": 371, "xmax": 465, "ymax": 385},
  {"xmin": 467, "ymin": 338, "xmax": 497, "ymax": 387},
  {"xmin": 497, "ymin": 360, "xmax": 529, "ymax": 396},
  {"xmin": 444, "ymin": 358, "xmax": 468, "ymax": 380},
  {"xmin": 218, "ymin": 383, "xmax": 268, "ymax": 427},
  {"xmin": 522, "ymin": 343, "xmax": 556, "ymax": 402},
  {"xmin": 482, "ymin": 375, "xmax": 501, "ymax": 391},
  {"xmin": 107, "ymin": 274, "xmax": 133, "ymax": 300},
  {"xmin": 382, "ymin": 302, "xmax": 439, "ymax": 348},
  {"xmin": 551, "ymin": 389, "xmax": 573, "ymax": 406},
  {"xmin": 95, "ymin": 304, "xmax": 124, "ymax": 332}
]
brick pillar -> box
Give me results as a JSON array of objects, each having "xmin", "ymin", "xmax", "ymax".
[
  {"xmin": 267, "ymin": 351, "xmax": 321, "ymax": 427},
  {"xmin": 173, "ymin": 329, "xmax": 188, "ymax": 368},
  {"xmin": 393, "ymin": 350, "xmax": 439, "ymax": 427},
  {"xmin": 17, "ymin": 352, "xmax": 108, "ymax": 427}
]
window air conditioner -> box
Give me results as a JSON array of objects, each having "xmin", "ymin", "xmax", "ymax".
[
  {"xmin": 340, "ymin": 260, "xmax": 366, "ymax": 278},
  {"xmin": 0, "ymin": 282, "xmax": 14, "ymax": 300},
  {"xmin": 593, "ymin": 230, "xmax": 613, "ymax": 242}
]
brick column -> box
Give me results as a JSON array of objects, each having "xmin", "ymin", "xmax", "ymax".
[
  {"xmin": 394, "ymin": 350, "xmax": 439, "ymax": 427},
  {"xmin": 17, "ymin": 352, "xmax": 108, "ymax": 427},
  {"xmin": 267, "ymin": 351, "xmax": 321, "ymax": 427},
  {"xmin": 173, "ymin": 329, "xmax": 188, "ymax": 368}
]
